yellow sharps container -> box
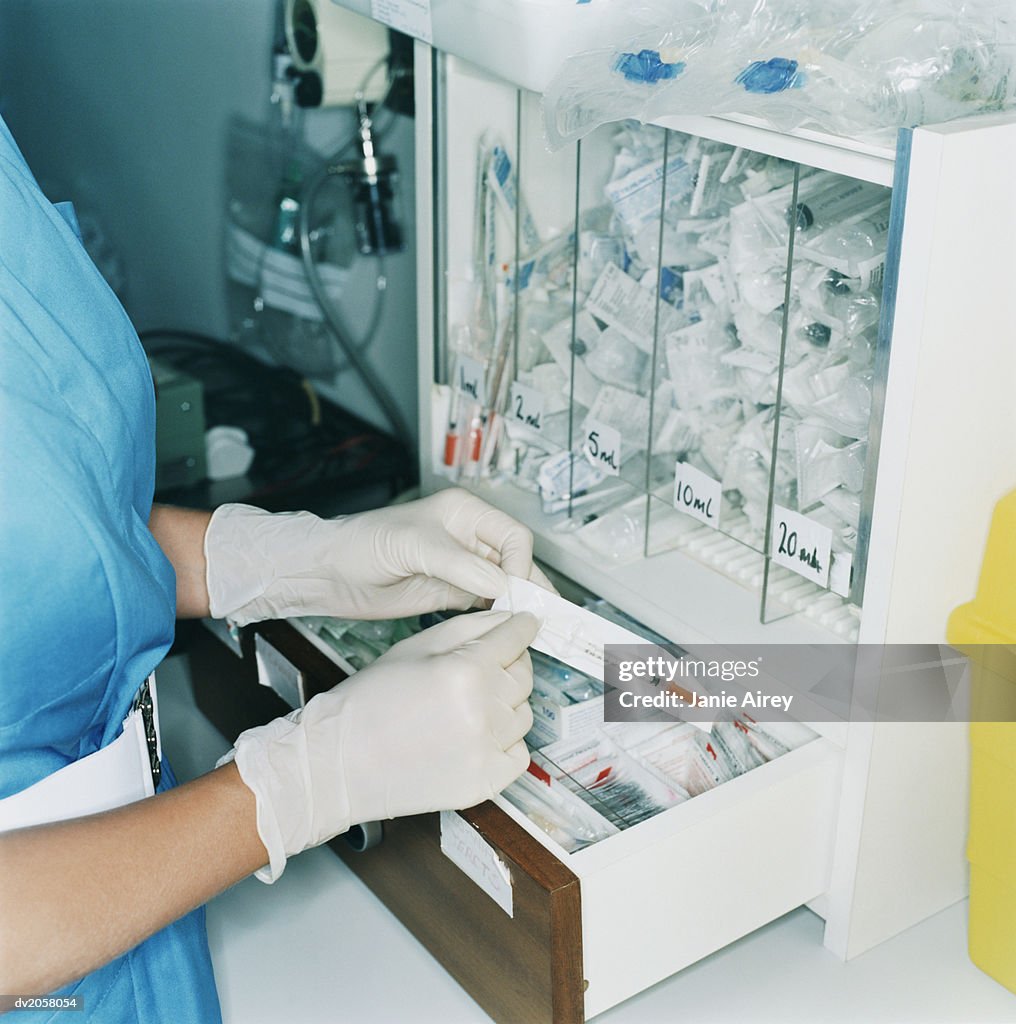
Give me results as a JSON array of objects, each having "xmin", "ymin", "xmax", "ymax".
[{"xmin": 947, "ymin": 488, "xmax": 1016, "ymax": 994}]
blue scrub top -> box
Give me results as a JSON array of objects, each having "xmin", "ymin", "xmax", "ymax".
[{"xmin": 0, "ymin": 117, "xmax": 221, "ymax": 1023}]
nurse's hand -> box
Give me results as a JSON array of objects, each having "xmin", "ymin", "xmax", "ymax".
[
  {"xmin": 223, "ymin": 610, "xmax": 538, "ymax": 882},
  {"xmin": 203, "ymin": 488, "xmax": 553, "ymax": 626}
]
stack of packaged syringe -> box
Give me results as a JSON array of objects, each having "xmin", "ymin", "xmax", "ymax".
[
  {"xmin": 441, "ymin": 122, "xmax": 889, "ymax": 601},
  {"xmin": 504, "ymin": 712, "xmax": 804, "ymax": 852},
  {"xmin": 297, "ymin": 615, "xmax": 423, "ymax": 670},
  {"xmin": 498, "ymin": 587, "xmax": 808, "ymax": 852}
]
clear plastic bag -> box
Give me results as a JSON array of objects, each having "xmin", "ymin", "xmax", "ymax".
[{"xmin": 543, "ymin": 0, "xmax": 1016, "ymax": 147}]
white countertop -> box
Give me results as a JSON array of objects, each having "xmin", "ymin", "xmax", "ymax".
[{"xmin": 157, "ymin": 655, "xmax": 1016, "ymax": 1023}]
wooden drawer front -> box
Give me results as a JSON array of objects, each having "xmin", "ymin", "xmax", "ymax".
[{"xmin": 333, "ymin": 805, "xmax": 583, "ymax": 1024}]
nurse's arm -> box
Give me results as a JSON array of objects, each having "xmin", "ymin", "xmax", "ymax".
[
  {"xmin": 0, "ymin": 761, "xmax": 267, "ymax": 997},
  {"xmin": 148, "ymin": 504, "xmax": 212, "ymax": 618}
]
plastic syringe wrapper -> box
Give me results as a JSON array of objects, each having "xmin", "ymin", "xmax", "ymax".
[
  {"xmin": 493, "ymin": 576, "xmax": 712, "ymax": 732},
  {"xmin": 542, "ymin": 0, "xmax": 1016, "ymax": 147}
]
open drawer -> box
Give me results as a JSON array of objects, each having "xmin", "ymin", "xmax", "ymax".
[
  {"xmin": 499, "ymin": 731, "xmax": 840, "ymax": 1019},
  {"xmin": 191, "ymin": 607, "xmax": 842, "ymax": 1023}
]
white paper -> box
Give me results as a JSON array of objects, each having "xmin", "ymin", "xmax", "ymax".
[
  {"xmin": 673, "ymin": 462, "xmax": 722, "ymax": 528},
  {"xmin": 226, "ymin": 223, "xmax": 349, "ymax": 322},
  {"xmin": 584, "ymin": 385, "xmax": 649, "ymax": 444},
  {"xmin": 771, "ymin": 504, "xmax": 833, "ymax": 588},
  {"xmin": 585, "ymin": 263, "xmax": 680, "ymax": 354},
  {"xmin": 508, "ymin": 381, "xmax": 544, "ymax": 432},
  {"xmin": 829, "ymin": 551, "xmax": 853, "ymax": 598},
  {"xmin": 439, "ymin": 811, "xmax": 513, "ymax": 917},
  {"xmin": 453, "ymin": 353, "xmax": 486, "ymax": 406},
  {"xmin": 582, "ymin": 417, "xmax": 622, "ymax": 476},
  {"xmin": 370, "ymin": 0, "xmax": 432, "ymax": 43},
  {"xmin": 605, "ymin": 155, "xmax": 692, "ymax": 237},
  {"xmin": 493, "ymin": 578, "xmax": 713, "ymax": 733},
  {"xmin": 254, "ymin": 633, "xmax": 304, "ymax": 710}
]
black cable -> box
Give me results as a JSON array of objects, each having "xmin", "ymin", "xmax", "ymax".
[{"xmin": 140, "ymin": 330, "xmax": 413, "ymax": 499}]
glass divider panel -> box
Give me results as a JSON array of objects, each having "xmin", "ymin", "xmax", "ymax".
[
  {"xmin": 645, "ymin": 134, "xmax": 798, "ymax": 595},
  {"xmin": 547, "ymin": 121, "xmax": 669, "ymax": 565},
  {"xmin": 436, "ymin": 70, "xmax": 521, "ymax": 487},
  {"xmin": 760, "ymin": 163, "xmax": 893, "ymax": 641},
  {"xmin": 480, "ymin": 88, "xmax": 581, "ymax": 515}
]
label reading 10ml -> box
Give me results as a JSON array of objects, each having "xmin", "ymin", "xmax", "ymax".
[{"xmin": 673, "ymin": 462, "xmax": 721, "ymax": 528}]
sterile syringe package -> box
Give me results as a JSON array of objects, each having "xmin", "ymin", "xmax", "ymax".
[
  {"xmin": 495, "ymin": 580, "xmax": 812, "ymax": 850},
  {"xmin": 439, "ymin": 119, "xmax": 889, "ymax": 636},
  {"xmin": 541, "ymin": 0, "xmax": 1016, "ymax": 146}
]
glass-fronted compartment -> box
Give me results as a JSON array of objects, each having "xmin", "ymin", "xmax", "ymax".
[{"xmin": 431, "ymin": 55, "xmax": 895, "ymax": 642}]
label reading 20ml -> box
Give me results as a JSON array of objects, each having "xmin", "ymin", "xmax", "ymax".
[{"xmin": 771, "ymin": 505, "xmax": 832, "ymax": 588}]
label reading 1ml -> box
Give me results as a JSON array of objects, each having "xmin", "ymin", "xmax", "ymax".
[
  {"xmin": 673, "ymin": 462, "xmax": 721, "ymax": 527},
  {"xmin": 454, "ymin": 354, "xmax": 486, "ymax": 407},
  {"xmin": 583, "ymin": 419, "xmax": 621, "ymax": 476},
  {"xmin": 771, "ymin": 505, "xmax": 832, "ymax": 588},
  {"xmin": 509, "ymin": 381, "xmax": 544, "ymax": 432}
]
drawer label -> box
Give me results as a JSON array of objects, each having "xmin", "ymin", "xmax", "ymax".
[{"xmin": 440, "ymin": 810, "xmax": 513, "ymax": 918}]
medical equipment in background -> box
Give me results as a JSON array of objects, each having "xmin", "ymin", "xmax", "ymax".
[
  {"xmin": 150, "ymin": 358, "xmax": 207, "ymax": 489},
  {"xmin": 283, "ymin": 0, "xmax": 390, "ymax": 108},
  {"xmin": 226, "ymin": 6, "xmax": 411, "ymax": 446}
]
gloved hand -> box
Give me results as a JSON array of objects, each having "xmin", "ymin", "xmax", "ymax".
[
  {"xmin": 204, "ymin": 488, "xmax": 553, "ymax": 626},
  {"xmin": 223, "ymin": 610, "xmax": 539, "ymax": 882}
]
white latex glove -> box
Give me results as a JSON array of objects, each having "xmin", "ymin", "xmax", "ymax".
[
  {"xmin": 223, "ymin": 609, "xmax": 539, "ymax": 882},
  {"xmin": 204, "ymin": 488, "xmax": 554, "ymax": 626}
]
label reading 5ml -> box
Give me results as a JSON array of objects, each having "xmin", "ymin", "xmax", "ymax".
[
  {"xmin": 583, "ymin": 419, "xmax": 621, "ymax": 476},
  {"xmin": 454, "ymin": 354, "xmax": 486, "ymax": 406},
  {"xmin": 673, "ymin": 462, "xmax": 721, "ymax": 527},
  {"xmin": 509, "ymin": 381, "xmax": 544, "ymax": 432},
  {"xmin": 771, "ymin": 505, "xmax": 832, "ymax": 588}
]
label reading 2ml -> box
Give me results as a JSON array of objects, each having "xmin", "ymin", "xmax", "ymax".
[{"xmin": 509, "ymin": 381, "xmax": 544, "ymax": 432}]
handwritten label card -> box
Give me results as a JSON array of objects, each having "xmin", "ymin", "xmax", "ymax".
[
  {"xmin": 673, "ymin": 462, "xmax": 721, "ymax": 527},
  {"xmin": 509, "ymin": 381, "xmax": 544, "ymax": 432},
  {"xmin": 371, "ymin": 0, "xmax": 433, "ymax": 44},
  {"xmin": 583, "ymin": 419, "xmax": 621, "ymax": 476},
  {"xmin": 440, "ymin": 811, "xmax": 513, "ymax": 917},
  {"xmin": 771, "ymin": 505, "xmax": 832, "ymax": 588},
  {"xmin": 454, "ymin": 354, "xmax": 486, "ymax": 406}
]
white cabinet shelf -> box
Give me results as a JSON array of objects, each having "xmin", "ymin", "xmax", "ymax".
[{"xmin": 407, "ymin": 36, "xmax": 1016, "ymax": 1020}]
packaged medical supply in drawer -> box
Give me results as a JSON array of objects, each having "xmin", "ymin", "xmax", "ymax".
[{"xmin": 191, "ymin": 575, "xmax": 839, "ymax": 1023}]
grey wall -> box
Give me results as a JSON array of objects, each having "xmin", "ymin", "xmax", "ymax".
[{"xmin": 0, "ymin": 0, "xmax": 418, "ymax": 441}]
